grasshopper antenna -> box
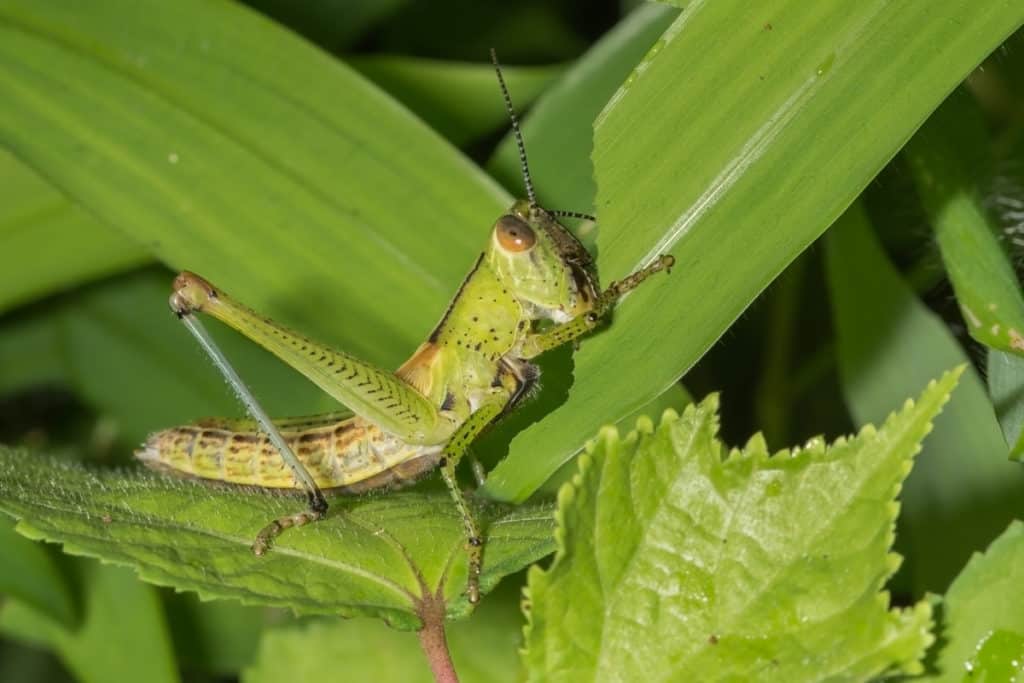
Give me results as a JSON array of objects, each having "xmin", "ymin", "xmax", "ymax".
[
  {"xmin": 491, "ymin": 49, "xmax": 595, "ymax": 224},
  {"xmin": 491, "ymin": 48, "xmax": 537, "ymax": 208},
  {"xmin": 549, "ymin": 209, "xmax": 597, "ymax": 222}
]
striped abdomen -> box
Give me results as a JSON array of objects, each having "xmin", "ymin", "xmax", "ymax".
[{"xmin": 135, "ymin": 413, "xmax": 443, "ymax": 493}]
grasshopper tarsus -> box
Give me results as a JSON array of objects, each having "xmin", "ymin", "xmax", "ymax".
[
  {"xmin": 661, "ymin": 254, "xmax": 676, "ymax": 274},
  {"xmin": 602, "ymin": 254, "xmax": 676, "ymax": 304},
  {"xmin": 251, "ymin": 503, "xmax": 328, "ymax": 556}
]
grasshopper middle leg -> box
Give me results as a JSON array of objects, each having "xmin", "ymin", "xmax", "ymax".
[{"xmin": 436, "ymin": 393, "xmax": 509, "ymax": 604}]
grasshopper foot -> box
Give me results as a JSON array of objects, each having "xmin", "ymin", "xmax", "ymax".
[
  {"xmin": 597, "ymin": 254, "xmax": 676, "ymax": 310},
  {"xmin": 251, "ymin": 503, "xmax": 328, "ymax": 556}
]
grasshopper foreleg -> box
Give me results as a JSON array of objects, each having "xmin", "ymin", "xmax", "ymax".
[
  {"xmin": 170, "ymin": 295, "xmax": 329, "ymax": 554},
  {"xmin": 520, "ymin": 254, "xmax": 675, "ymax": 358},
  {"xmin": 598, "ymin": 253, "xmax": 676, "ymax": 307}
]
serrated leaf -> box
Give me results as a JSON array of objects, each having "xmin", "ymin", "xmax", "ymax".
[
  {"xmin": 531, "ymin": 382, "xmax": 693, "ymax": 501},
  {"xmin": 522, "ymin": 369, "xmax": 962, "ymax": 681},
  {"xmin": 0, "ymin": 447, "xmax": 554, "ymax": 630},
  {"xmin": 931, "ymin": 521, "xmax": 1024, "ymax": 682}
]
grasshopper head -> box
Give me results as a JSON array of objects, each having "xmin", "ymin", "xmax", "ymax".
[{"xmin": 486, "ymin": 199, "xmax": 599, "ymax": 323}]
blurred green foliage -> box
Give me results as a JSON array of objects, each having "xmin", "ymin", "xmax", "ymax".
[{"xmin": 0, "ymin": 0, "xmax": 1022, "ymax": 680}]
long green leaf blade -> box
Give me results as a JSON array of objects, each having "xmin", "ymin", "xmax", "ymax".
[
  {"xmin": 0, "ymin": 0, "xmax": 505, "ymax": 367},
  {"xmin": 485, "ymin": 0, "xmax": 1024, "ymax": 502},
  {"xmin": 487, "ymin": 3, "xmax": 680, "ymax": 212},
  {"xmin": 349, "ymin": 55, "xmax": 562, "ymax": 148},
  {"xmin": 0, "ymin": 150, "xmax": 147, "ymax": 313}
]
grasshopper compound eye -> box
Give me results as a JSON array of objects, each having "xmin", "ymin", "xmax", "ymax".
[{"xmin": 494, "ymin": 215, "xmax": 536, "ymax": 252}]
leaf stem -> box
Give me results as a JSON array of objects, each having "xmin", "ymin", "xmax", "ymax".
[{"xmin": 417, "ymin": 595, "xmax": 459, "ymax": 683}]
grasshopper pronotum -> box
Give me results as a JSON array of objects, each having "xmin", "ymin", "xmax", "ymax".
[{"xmin": 136, "ymin": 50, "xmax": 673, "ymax": 604}]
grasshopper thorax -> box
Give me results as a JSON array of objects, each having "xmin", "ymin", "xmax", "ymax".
[{"xmin": 486, "ymin": 198, "xmax": 599, "ymax": 323}]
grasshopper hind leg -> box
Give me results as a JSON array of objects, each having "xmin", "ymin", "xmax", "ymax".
[{"xmin": 169, "ymin": 295, "xmax": 333, "ymax": 556}]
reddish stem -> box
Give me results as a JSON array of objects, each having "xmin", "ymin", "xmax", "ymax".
[{"xmin": 417, "ymin": 596, "xmax": 459, "ymax": 683}]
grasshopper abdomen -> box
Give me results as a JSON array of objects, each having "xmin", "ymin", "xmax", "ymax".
[{"xmin": 138, "ymin": 415, "xmax": 443, "ymax": 493}]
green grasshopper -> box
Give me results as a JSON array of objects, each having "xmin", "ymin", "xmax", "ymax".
[{"xmin": 136, "ymin": 50, "xmax": 673, "ymax": 604}]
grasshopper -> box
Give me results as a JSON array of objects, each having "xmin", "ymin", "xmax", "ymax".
[{"xmin": 136, "ymin": 50, "xmax": 673, "ymax": 604}]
